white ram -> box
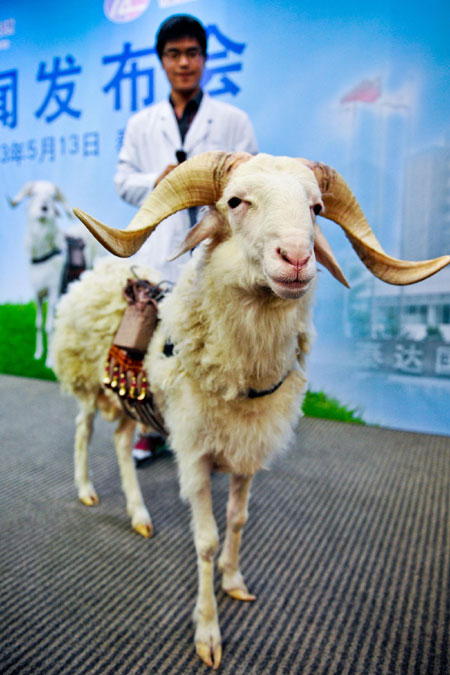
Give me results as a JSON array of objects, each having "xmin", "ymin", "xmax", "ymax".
[
  {"xmin": 9, "ymin": 180, "xmax": 101, "ymax": 367},
  {"xmin": 53, "ymin": 151, "xmax": 449, "ymax": 669}
]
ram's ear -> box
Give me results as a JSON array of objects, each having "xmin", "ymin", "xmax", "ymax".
[
  {"xmin": 55, "ymin": 187, "xmax": 75, "ymax": 220},
  {"xmin": 167, "ymin": 210, "xmax": 224, "ymax": 261},
  {"xmin": 314, "ymin": 223, "xmax": 350, "ymax": 288}
]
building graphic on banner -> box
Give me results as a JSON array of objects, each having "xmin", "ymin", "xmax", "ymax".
[{"xmin": 347, "ymin": 146, "xmax": 450, "ymax": 379}]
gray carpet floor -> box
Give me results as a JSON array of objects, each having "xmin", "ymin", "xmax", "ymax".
[{"xmin": 0, "ymin": 374, "xmax": 449, "ymax": 674}]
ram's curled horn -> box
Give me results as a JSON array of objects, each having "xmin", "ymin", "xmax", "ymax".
[
  {"xmin": 73, "ymin": 151, "xmax": 252, "ymax": 258},
  {"xmin": 300, "ymin": 159, "xmax": 450, "ymax": 285}
]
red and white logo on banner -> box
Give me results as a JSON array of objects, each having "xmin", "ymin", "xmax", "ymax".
[{"xmin": 104, "ymin": 0, "xmax": 151, "ymax": 23}]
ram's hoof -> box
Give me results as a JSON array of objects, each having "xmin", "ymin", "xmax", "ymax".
[
  {"xmin": 196, "ymin": 642, "xmax": 222, "ymax": 669},
  {"xmin": 133, "ymin": 522, "xmax": 153, "ymax": 538},
  {"xmin": 79, "ymin": 494, "xmax": 99, "ymax": 507},
  {"xmin": 225, "ymin": 588, "xmax": 256, "ymax": 602}
]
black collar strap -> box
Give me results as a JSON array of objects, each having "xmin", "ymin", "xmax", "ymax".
[
  {"xmin": 162, "ymin": 339, "xmax": 289, "ymax": 400},
  {"xmin": 245, "ymin": 374, "xmax": 288, "ymax": 399},
  {"xmin": 31, "ymin": 248, "xmax": 62, "ymax": 264}
]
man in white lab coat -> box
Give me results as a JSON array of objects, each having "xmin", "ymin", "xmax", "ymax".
[
  {"xmin": 114, "ymin": 14, "xmax": 258, "ymax": 461},
  {"xmin": 114, "ymin": 14, "xmax": 258, "ymax": 284}
]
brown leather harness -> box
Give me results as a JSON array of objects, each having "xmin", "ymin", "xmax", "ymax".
[{"xmin": 102, "ymin": 274, "xmax": 169, "ymax": 436}]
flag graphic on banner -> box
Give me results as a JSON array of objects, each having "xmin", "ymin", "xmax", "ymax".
[{"xmin": 340, "ymin": 78, "xmax": 382, "ymax": 104}]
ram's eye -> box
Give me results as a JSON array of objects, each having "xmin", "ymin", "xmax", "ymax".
[
  {"xmin": 312, "ymin": 204, "xmax": 322, "ymax": 216},
  {"xmin": 227, "ymin": 197, "xmax": 242, "ymax": 209}
]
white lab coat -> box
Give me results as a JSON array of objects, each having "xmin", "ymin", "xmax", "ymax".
[{"xmin": 114, "ymin": 93, "xmax": 258, "ymax": 283}]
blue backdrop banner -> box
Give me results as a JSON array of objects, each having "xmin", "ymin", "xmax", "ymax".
[{"xmin": 1, "ymin": 0, "xmax": 449, "ymax": 434}]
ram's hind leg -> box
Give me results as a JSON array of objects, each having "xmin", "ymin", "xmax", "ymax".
[
  {"xmin": 218, "ymin": 474, "xmax": 256, "ymax": 602},
  {"xmin": 114, "ymin": 414, "xmax": 153, "ymax": 538},
  {"xmin": 44, "ymin": 285, "xmax": 59, "ymax": 368},
  {"xmin": 74, "ymin": 399, "xmax": 99, "ymax": 506}
]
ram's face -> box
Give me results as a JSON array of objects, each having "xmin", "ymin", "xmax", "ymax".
[
  {"xmin": 28, "ymin": 183, "xmax": 60, "ymax": 222},
  {"xmin": 218, "ymin": 158, "xmax": 323, "ymax": 299}
]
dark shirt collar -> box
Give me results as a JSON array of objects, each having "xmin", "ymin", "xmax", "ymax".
[
  {"xmin": 169, "ymin": 89, "xmax": 203, "ymax": 116},
  {"xmin": 169, "ymin": 90, "xmax": 204, "ymax": 144}
]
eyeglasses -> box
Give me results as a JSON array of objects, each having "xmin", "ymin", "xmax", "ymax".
[{"xmin": 162, "ymin": 48, "xmax": 204, "ymax": 62}]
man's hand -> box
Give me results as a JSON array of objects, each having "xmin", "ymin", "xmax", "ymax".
[{"xmin": 154, "ymin": 164, "xmax": 178, "ymax": 187}]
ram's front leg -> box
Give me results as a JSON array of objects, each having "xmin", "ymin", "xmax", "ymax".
[
  {"xmin": 34, "ymin": 295, "xmax": 44, "ymax": 361},
  {"xmin": 218, "ymin": 474, "xmax": 256, "ymax": 601},
  {"xmin": 114, "ymin": 414, "xmax": 153, "ymax": 538},
  {"xmin": 181, "ymin": 456, "xmax": 222, "ymax": 669}
]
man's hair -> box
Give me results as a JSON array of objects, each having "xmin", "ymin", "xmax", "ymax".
[{"xmin": 156, "ymin": 15, "xmax": 207, "ymax": 60}]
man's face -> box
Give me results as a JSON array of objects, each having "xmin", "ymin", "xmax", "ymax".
[{"xmin": 161, "ymin": 37, "xmax": 206, "ymax": 96}]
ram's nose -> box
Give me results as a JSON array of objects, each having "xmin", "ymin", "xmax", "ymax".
[{"xmin": 276, "ymin": 246, "xmax": 311, "ymax": 270}]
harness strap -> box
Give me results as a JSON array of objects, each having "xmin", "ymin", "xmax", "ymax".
[{"xmin": 31, "ymin": 248, "xmax": 62, "ymax": 264}]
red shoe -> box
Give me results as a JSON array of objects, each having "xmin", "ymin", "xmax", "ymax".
[{"xmin": 132, "ymin": 433, "xmax": 166, "ymax": 463}]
